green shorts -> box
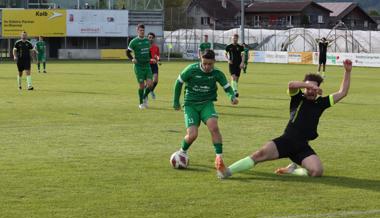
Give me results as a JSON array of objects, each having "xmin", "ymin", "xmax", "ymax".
[
  {"xmin": 134, "ymin": 64, "xmax": 153, "ymax": 83},
  {"xmin": 184, "ymin": 101, "xmax": 218, "ymax": 128},
  {"xmin": 37, "ymin": 54, "xmax": 46, "ymax": 62}
]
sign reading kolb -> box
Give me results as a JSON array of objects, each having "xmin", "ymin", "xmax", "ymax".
[
  {"xmin": 66, "ymin": 10, "xmax": 128, "ymax": 37},
  {"xmin": 2, "ymin": 9, "xmax": 67, "ymax": 37}
]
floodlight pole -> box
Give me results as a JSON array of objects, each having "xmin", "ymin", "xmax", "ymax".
[{"xmin": 240, "ymin": 0, "xmax": 245, "ymax": 43}]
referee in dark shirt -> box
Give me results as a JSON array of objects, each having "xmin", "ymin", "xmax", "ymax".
[
  {"xmin": 225, "ymin": 34, "xmax": 245, "ymax": 97},
  {"xmin": 316, "ymin": 37, "xmax": 331, "ymax": 78},
  {"xmin": 13, "ymin": 31, "xmax": 36, "ymax": 90}
]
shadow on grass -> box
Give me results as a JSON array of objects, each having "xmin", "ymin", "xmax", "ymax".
[
  {"xmin": 230, "ymin": 171, "xmax": 380, "ymax": 192},
  {"xmin": 185, "ymin": 164, "xmax": 213, "ymax": 172},
  {"xmin": 339, "ymin": 101, "xmax": 380, "ymax": 106},
  {"xmin": 217, "ymin": 104, "xmax": 282, "ymax": 111},
  {"xmin": 219, "ymin": 112, "xmax": 285, "ymax": 120},
  {"xmin": 48, "ymin": 90, "xmax": 113, "ymax": 95}
]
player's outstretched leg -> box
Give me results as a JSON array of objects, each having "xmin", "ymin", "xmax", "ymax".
[{"xmin": 226, "ymin": 141, "xmax": 279, "ymax": 178}]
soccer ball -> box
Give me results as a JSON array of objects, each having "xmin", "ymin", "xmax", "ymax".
[{"xmin": 170, "ymin": 151, "xmax": 189, "ymax": 169}]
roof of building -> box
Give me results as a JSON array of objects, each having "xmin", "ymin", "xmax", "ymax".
[
  {"xmin": 318, "ymin": 2, "xmax": 355, "ymax": 17},
  {"xmin": 318, "ymin": 2, "xmax": 377, "ymax": 23},
  {"xmin": 187, "ymin": 0, "xmax": 240, "ymax": 20},
  {"xmin": 245, "ymin": 1, "xmax": 331, "ymax": 13}
]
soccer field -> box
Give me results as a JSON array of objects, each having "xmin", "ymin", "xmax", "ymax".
[{"xmin": 0, "ymin": 60, "xmax": 380, "ymax": 218}]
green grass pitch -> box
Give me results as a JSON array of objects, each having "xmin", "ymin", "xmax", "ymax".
[{"xmin": 0, "ymin": 60, "xmax": 380, "ymax": 218}]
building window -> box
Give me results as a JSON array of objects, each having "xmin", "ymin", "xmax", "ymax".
[
  {"xmin": 287, "ymin": 16, "xmax": 293, "ymax": 27},
  {"xmin": 201, "ymin": 17, "xmax": 210, "ymax": 25},
  {"xmin": 195, "ymin": 6, "xmax": 200, "ymax": 15},
  {"xmin": 254, "ymin": 16, "xmax": 261, "ymax": 27},
  {"xmin": 351, "ymin": 19, "xmax": 356, "ymax": 27},
  {"xmin": 364, "ymin": 20, "xmax": 369, "ymax": 28},
  {"xmin": 318, "ymin": 15, "xmax": 324, "ymax": 24}
]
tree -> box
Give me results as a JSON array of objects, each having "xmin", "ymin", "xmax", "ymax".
[{"xmin": 369, "ymin": 10, "xmax": 380, "ymax": 16}]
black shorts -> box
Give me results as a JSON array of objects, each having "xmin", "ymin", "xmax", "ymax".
[
  {"xmin": 150, "ymin": 64, "xmax": 158, "ymax": 74},
  {"xmin": 272, "ymin": 134, "xmax": 316, "ymax": 165},
  {"xmin": 17, "ymin": 59, "xmax": 31, "ymax": 72},
  {"xmin": 229, "ymin": 64, "xmax": 241, "ymax": 77},
  {"xmin": 319, "ymin": 55, "xmax": 326, "ymax": 65}
]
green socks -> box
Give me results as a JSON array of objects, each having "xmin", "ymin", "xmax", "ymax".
[
  {"xmin": 181, "ymin": 139, "xmax": 191, "ymax": 152},
  {"xmin": 143, "ymin": 87, "xmax": 151, "ymax": 99},
  {"xmin": 17, "ymin": 76, "xmax": 21, "ymax": 88},
  {"xmin": 228, "ymin": 156, "xmax": 255, "ymax": 174},
  {"xmin": 26, "ymin": 75, "xmax": 32, "ymax": 88},
  {"xmin": 291, "ymin": 168, "xmax": 308, "ymax": 176},
  {"xmin": 231, "ymin": 80, "xmax": 238, "ymax": 92},
  {"xmin": 138, "ymin": 89, "xmax": 144, "ymax": 104},
  {"xmin": 213, "ymin": 143, "xmax": 223, "ymax": 154}
]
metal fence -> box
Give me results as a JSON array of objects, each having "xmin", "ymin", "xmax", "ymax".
[{"xmin": 162, "ymin": 28, "xmax": 380, "ymax": 55}]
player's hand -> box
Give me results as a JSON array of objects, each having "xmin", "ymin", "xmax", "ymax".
[
  {"xmin": 240, "ymin": 63, "xmax": 245, "ymax": 69},
  {"xmin": 228, "ymin": 60, "xmax": 233, "ymax": 65},
  {"xmin": 132, "ymin": 58, "xmax": 137, "ymax": 64},
  {"xmin": 231, "ymin": 98, "xmax": 239, "ymax": 105},
  {"xmin": 343, "ymin": 59, "xmax": 352, "ymax": 73},
  {"xmin": 158, "ymin": 61, "xmax": 162, "ymax": 66},
  {"xmin": 13, "ymin": 56, "xmax": 17, "ymax": 61},
  {"xmin": 173, "ymin": 103, "xmax": 181, "ymax": 111},
  {"xmin": 150, "ymin": 58, "xmax": 157, "ymax": 64}
]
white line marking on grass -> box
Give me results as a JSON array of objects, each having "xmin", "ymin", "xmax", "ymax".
[{"xmin": 262, "ymin": 209, "xmax": 380, "ymax": 218}]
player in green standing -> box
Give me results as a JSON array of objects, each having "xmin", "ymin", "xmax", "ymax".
[
  {"xmin": 172, "ymin": 49, "xmax": 239, "ymax": 178},
  {"xmin": 35, "ymin": 36, "xmax": 47, "ymax": 73},
  {"xmin": 198, "ymin": 34, "xmax": 211, "ymax": 58},
  {"xmin": 126, "ymin": 24, "xmax": 154, "ymax": 109},
  {"xmin": 242, "ymin": 43, "xmax": 250, "ymax": 74}
]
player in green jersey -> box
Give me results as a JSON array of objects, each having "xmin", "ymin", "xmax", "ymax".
[
  {"xmin": 242, "ymin": 43, "xmax": 249, "ymax": 74},
  {"xmin": 35, "ymin": 36, "xmax": 47, "ymax": 73},
  {"xmin": 172, "ymin": 49, "xmax": 239, "ymax": 179},
  {"xmin": 198, "ymin": 34, "xmax": 211, "ymax": 58},
  {"xmin": 126, "ymin": 24, "xmax": 154, "ymax": 109}
]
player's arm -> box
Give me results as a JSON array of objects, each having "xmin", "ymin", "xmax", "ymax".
[
  {"xmin": 173, "ymin": 76, "xmax": 183, "ymax": 110},
  {"xmin": 224, "ymin": 47, "xmax": 231, "ymax": 63},
  {"xmin": 288, "ymin": 81, "xmax": 322, "ymax": 95},
  {"xmin": 217, "ymin": 71, "xmax": 238, "ymax": 105},
  {"xmin": 331, "ymin": 59, "xmax": 352, "ymax": 104},
  {"xmin": 33, "ymin": 45, "xmax": 39, "ymax": 55},
  {"xmin": 12, "ymin": 47, "xmax": 17, "ymax": 61},
  {"xmin": 157, "ymin": 47, "xmax": 161, "ymax": 65},
  {"xmin": 126, "ymin": 40, "xmax": 136, "ymax": 63},
  {"xmin": 240, "ymin": 50, "xmax": 245, "ymax": 68},
  {"xmin": 173, "ymin": 66, "xmax": 192, "ymax": 110},
  {"xmin": 126, "ymin": 48, "xmax": 134, "ymax": 61}
]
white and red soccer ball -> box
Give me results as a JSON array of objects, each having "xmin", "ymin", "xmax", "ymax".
[{"xmin": 170, "ymin": 151, "xmax": 189, "ymax": 169}]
